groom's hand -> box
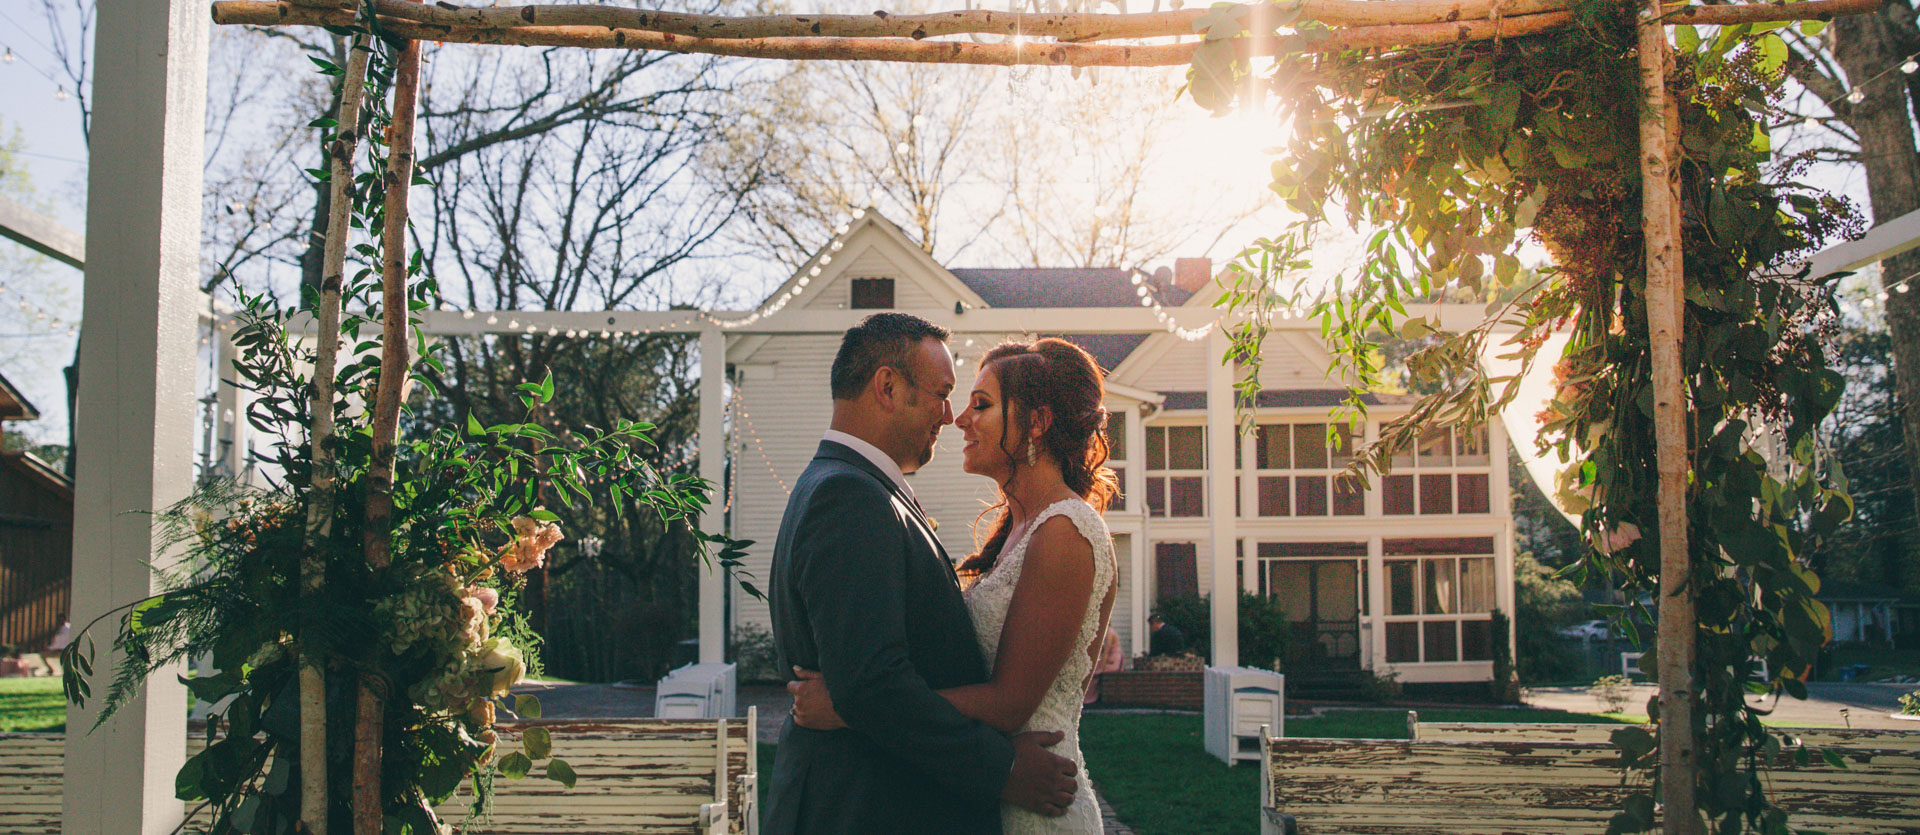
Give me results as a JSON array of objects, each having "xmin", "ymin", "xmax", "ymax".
[{"xmin": 1001, "ymin": 730, "xmax": 1077, "ymax": 817}]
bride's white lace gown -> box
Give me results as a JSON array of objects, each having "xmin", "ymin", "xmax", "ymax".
[{"xmin": 965, "ymin": 497, "xmax": 1117, "ymax": 834}]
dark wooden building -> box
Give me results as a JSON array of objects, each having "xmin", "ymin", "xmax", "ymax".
[{"xmin": 0, "ymin": 371, "xmax": 72, "ymax": 652}]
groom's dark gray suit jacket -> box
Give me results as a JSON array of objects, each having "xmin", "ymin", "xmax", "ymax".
[{"xmin": 764, "ymin": 440, "xmax": 1015, "ymax": 835}]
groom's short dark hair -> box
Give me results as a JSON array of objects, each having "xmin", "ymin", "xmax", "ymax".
[{"xmin": 831, "ymin": 313, "xmax": 950, "ymax": 401}]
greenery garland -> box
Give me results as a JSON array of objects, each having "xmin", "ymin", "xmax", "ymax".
[
  {"xmin": 1192, "ymin": 0, "xmax": 1859, "ymax": 831},
  {"xmin": 62, "ymin": 7, "xmax": 751, "ymax": 833}
]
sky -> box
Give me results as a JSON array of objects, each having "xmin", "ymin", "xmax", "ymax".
[
  {"xmin": 0, "ymin": 1, "xmax": 1901, "ymax": 453},
  {"xmin": 0, "ymin": 0, "xmax": 90, "ymax": 450}
]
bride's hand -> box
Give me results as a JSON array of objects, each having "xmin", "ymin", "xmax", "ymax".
[{"xmin": 786, "ymin": 667, "xmax": 846, "ymax": 731}]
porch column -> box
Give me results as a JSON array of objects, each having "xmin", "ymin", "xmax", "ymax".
[
  {"xmin": 1127, "ymin": 407, "xmax": 1150, "ymax": 658},
  {"xmin": 1206, "ymin": 328, "xmax": 1238, "ymax": 667},
  {"xmin": 1367, "ymin": 537, "xmax": 1386, "ymax": 673},
  {"xmin": 698, "ymin": 327, "xmax": 726, "ymax": 664},
  {"xmin": 214, "ymin": 322, "xmax": 250, "ymax": 481},
  {"xmin": 66, "ymin": 1, "xmax": 207, "ymax": 833}
]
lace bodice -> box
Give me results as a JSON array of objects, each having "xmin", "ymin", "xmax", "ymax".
[{"xmin": 964, "ymin": 497, "xmax": 1116, "ymax": 833}]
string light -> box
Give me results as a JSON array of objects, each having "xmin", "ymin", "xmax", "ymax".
[
  {"xmin": 732, "ymin": 391, "xmax": 792, "ymax": 497},
  {"xmin": 2, "ymin": 48, "xmax": 13, "ymax": 64},
  {"xmin": 1904, "ymin": 60, "xmax": 1919, "ymax": 75}
]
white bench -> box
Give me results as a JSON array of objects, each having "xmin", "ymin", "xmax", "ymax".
[
  {"xmin": 0, "ymin": 711, "xmax": 758, "ymax": 835},
  {"xmin": 1258, "ymin": 725, "xmax": 1920, "ymax": 835},
  {"xmin": 1407, "ymin": 711, "xmax": 1920, "ymax": 752}
]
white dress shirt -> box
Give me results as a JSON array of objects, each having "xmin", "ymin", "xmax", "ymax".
[{"xmin": 822, "ymin": 429, "xmax": 916, "ymax": 501}]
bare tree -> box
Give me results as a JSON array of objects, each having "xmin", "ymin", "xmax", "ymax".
[
  {"xmin": 702, "ymin": 58, "xmax": 1008, "ymax": 269},
  {"xmin": 1779, "ymin": 0, "xmax": 1920, "ymax": 537}
]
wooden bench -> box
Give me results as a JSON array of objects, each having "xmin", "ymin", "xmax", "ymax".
[
  {"xmin": 1258, "ymin": 726, "xmax": 1920, "ymax": 835},
  {"xmin": 1407, "ymin": 711, "xmax": 1920, "ymax": 752},
  {"xmin": 0, "ymin": 711, "xmax": 758, "ymax": 835}
]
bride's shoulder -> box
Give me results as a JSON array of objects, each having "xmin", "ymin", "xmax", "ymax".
[{"xmin": 1025, "ymin": 513, "xmax": 1096, "ymax": 570}]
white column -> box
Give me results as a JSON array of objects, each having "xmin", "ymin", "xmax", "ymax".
[
  {"xmin": 1127, "ymin": 407, "xmax": 1150, "ymax": 657},
  {"xmin": 214, "ymin": 324, "xmax": 249, "ymax": 481},
  {"xmin": 1240, "ymin": 430, "xmax": 1256, "ymax": 594},
  {"xmin": 1367, "ymin": 536, "xmax": 1387, "ymax": 674},
  {"xmin": 699, "ymin": 328, "xmax": 726, "ymax": 665},
  {"xmin": 66, "ymin": 2, "xmax": 206, "ymax": 833},
  {"xmin": 1206, "ymin": 329, "xmax": 1238, "ymax": 668}
]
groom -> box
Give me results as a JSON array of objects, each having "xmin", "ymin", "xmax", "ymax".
[{"xmin": 764, "ymin": 313, "xmax": 1079, "ymax": 834}]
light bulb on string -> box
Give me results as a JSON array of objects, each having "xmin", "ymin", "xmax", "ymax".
[
  {"xmin": 486, "ymin": 314, "xmax": 499, "ymax": 325},
  {"xmin": 1846, "ymin": 89, "xmax": 1865, "ymax": 104},
  {"xmin": 54, "ymin": 86, "xmax": 68, "ymax": 101},
  {"xmin": 1903, "ymin": 60, "xmax": 1919, "ymax": 75},
  {"xmin": 2, "ymin": 48, "xmax": 14, "ymax": 64}
]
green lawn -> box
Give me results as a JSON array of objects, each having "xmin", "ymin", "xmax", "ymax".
[
  {"xmin": 0, "ymin": 678, "xmax": 65, "ymax": 733},
  {"xmin": 1080, "ymin": 708, "xmax": 1639, "ymax": 835}
]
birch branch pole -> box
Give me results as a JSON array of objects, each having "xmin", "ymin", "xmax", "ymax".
[
  {"xmin": 298, "ymin": 34, "xmax": 369, "ymax": 834},
  {"xmin": 355, "ymin": 9, "xmax": 422, "ymax": 833},
  {"xmin": 210, "ymin": 0, "xmax": 1879, "ymax": 66},
  {"xmin": 1635, "ymin": 0, "xmax": 1697, "ymax": 830}
]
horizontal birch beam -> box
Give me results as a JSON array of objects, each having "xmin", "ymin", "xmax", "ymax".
[
  {"xmin": 211, "ymin": 0, "xmax": 1879, "ymax": 65},
  {"xmin": 242, "ymin": 0, "xmax": 1580, "ymax": 41}
]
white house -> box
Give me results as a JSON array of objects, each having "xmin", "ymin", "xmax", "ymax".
[{"xmin": 722, "ymin": 212, "xmax": 1515, "ymax": 686}]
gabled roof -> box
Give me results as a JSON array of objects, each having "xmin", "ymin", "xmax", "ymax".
[
  {"xmin": 0, "ymin": 370, "xmax": 40, "ymax": 421},
  {"xmin": 946, "ymin": 267, "xmax": 1195, "ymax": 371}
]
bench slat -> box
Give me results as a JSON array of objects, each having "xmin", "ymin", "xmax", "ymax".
[{"xmin": 1266, "ymin": 738, "xmax": 1920, "ymax": 835}]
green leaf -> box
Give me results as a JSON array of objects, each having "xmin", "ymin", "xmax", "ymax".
[
  {"xmin": 524, "ymin": 726, "xmax": 553, "ymax": 760},
  {"xmin": 527, "ymin": 509, "xmax": 560, "ymax": 523},
  {"xmin": 514, "ymin": 693, "xmax": 543, "ymax": 718},
  {"xmin": 1799, "ymin": 19, "xmax": 1827, "ymax": 37},
  {"xmin": 1821, "ymin": 748, "xmax": 1851, "ymax": 769},
  {"xmin": 1674, "ymin": 24, "xmax": 1700, "ymax": 54},
  {"xmin": 1755, "ymin": 33, "xmax": 1788, "ymax": 76},
  {"xmin": 538, "ymin": 369, "xmax": 555, "ymax": 403},
  {"xmin": 467, "ymin": 412, "xmax": 485, "ymax": 437},
  {"xmin": 499, "ymin": 751, "xmax": 533, "ymax": 780},
  {"xmin": 547, "ymin": 758, "xmax": 578, "ymax": 789}
]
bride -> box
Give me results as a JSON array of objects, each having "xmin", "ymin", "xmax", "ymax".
[{"xmin": 790, "ymin": 337, "xmax": 1121, "ymax": 832}]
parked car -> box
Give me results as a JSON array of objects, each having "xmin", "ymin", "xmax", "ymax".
[{"xmin": 1557, "ymin": 619, "xmax": 1615, "ymax": 640}]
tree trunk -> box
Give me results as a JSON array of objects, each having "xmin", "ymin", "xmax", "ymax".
[{"xmin": 1833, "ymin": 1, "xmax": 1920, "ymax": 552}]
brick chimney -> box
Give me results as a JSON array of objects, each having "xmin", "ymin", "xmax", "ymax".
[{"xmin": 1173, "ymin": 257, "xmax": 1212, "ymax": 294}]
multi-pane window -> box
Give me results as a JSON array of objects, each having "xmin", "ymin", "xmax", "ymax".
[
  {"xmin": 1252, "ymin": 423, "xmax": 1365, "ymax": 517},
  {"xmin": 1106, "ymin": 411, "xmax": 1126, "ymax": 511},
  {"xmin": 1145, "ymin": 424, "xmax": 1206, "ymax": 517},
  {"xmin": 1383, "ymin": 424, "xmax": 1492, "ymax": 516},
  {"xmin": 1382, "ymin": 537, "xmax": 1498, "ymax": 664}
]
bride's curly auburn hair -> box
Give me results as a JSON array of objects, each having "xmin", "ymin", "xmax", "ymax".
[{"xmin": 956, "ymin": 338, "xmax": 1119, "ymax": 581}]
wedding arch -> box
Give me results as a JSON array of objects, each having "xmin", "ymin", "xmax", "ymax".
[{"xmin": 66, "ymin": 0, "xmax": 1880, "ymax": 833}]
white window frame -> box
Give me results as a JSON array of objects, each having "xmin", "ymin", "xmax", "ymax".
[
  {"xmin": 1381, "ymin": 548, "xmax": 1499, "ymax": 665},
  {"xmin": 1144, "ymin": 420, "xmax": 1208, "ymax": 518},
  {"xmin": 1381, "ymin": 423, "xmax": 1496, "ymax": 517}
]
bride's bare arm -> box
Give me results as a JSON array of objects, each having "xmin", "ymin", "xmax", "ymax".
[
  {"xmin": 788, "ymin": 516, "xmax": 1100, "ymax": 734},
  {"xmin": 938, "ymin": 516, "xmax": 1096, "ymax": 734}
]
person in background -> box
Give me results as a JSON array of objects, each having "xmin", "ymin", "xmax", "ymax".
[
  {"xmin": 1082, "ymin": 626, "xmax": 1123, "ymax": 705},
  {"xmin": 1147, "ymin": 613, "xmax": 1185, "ymax": 657}
]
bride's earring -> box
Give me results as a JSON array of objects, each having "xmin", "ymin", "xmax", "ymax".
[{"xmin": 1027, "ymin": 439, "xmax": 1039, "ymax": 467}]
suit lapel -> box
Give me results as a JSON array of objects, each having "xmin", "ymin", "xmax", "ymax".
[{"xmin": 815, "ymin": 441, "xmax": 958, "ymax": 581}]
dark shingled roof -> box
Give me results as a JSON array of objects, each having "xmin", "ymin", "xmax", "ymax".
[
  {"xmin": 949, "ymin": 267, "xmax": 1195, "ymax": 309},
  {"xmin": 1158, "ymin": 390, "xmax": 1423, "ymax": 410},
  {"xmin": 949, "ymin": 268, "xmax": 1193, "ymax": 370}
]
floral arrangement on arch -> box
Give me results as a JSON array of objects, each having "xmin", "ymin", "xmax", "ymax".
[{"xmin": 60, "ymin": 17, "xmax": 752, "ymax": 833}]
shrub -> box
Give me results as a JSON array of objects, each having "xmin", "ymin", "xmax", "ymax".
[
  {"xmin": 1150, "ymin": 592, "xmax": 1291, "ymax": 671},
  {"xmin": 1363, "ymin": 671, "xmax": 1403, "ymax": 703},
  {"xmin": 1900, "ymin": 690, "xmax": 1919, "ymax": 717},
  {"xmin": 1590, "ymin": 674, "xmax": 1632, "ymax": 713},
  {"xmin": 731, "ymin": 622, "xmax": 781, "ymax": 684}
]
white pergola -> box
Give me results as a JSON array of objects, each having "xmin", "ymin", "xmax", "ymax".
[{"xmin": 37, "ymin": 1, "xmax": 1915, "ymax": 832}]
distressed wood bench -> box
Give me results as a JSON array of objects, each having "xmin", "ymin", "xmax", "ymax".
[
  {"xmin": 0, "ymin": 711, "xmax": 758, "ymax": 835},
  {"xmin": 1257, "ymin": 728, "xmax": 1920, "ymax": 835},
  {"xmin": 1407, "ymin": 711, "xmax": 1920, "ymax": 752}
]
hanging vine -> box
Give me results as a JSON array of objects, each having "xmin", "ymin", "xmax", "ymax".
[
  {"xmin": 1198, "ymin": 0, "xmax": 1859, "ymax": 831},
  {"xmin": 61, "ymin": 5, "xmax": 753, "ymax": 834}
]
